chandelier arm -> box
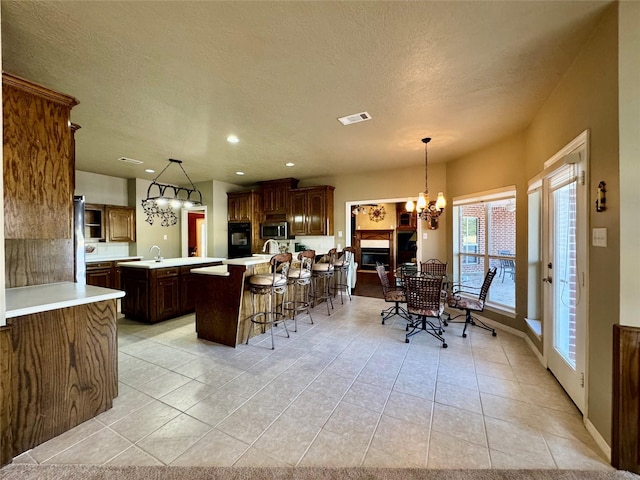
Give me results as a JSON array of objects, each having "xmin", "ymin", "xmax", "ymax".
[{"xmin": 175, "ymin": 159, "xmax": 198, "ymax": 190}]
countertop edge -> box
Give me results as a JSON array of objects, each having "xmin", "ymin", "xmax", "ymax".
[{"xmin": 5, "ymin": 282, "xmax": 125, "ymax": 319}]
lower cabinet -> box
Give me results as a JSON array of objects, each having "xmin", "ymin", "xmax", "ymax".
[
  {"xmin": 86, "ymin": 259, "xmax": 138, "ymax": 289},
  {"xmin": 120, "ymin": 263, "xmax": 221, "ymax": 323}
]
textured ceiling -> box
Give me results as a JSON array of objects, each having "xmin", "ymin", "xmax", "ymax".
[{"xmin": 1, "ymin": 1, "xmax": 611, "ymax": 186}]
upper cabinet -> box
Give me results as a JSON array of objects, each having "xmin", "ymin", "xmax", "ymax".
[
  {"xmin": 85, "ymin": 204, "xmax": 135, "ymax": 242},
  {"xmin": 106, "ymin": 206, "xmax": 136, "ymax": 242},
  {"xmin": 258, "ymin": 178, "xmax": 299, "ymax": 218},
  {"xmin": 289, "ymin": 186, "xmax": 334, "ymax": 236},
  {"xmin": 396, "ymin": 203, "xmax": 417, "ymax": 230},
  {"xmin": 227, "ymin": 191, "xmax": 260, "ymax": 223}
]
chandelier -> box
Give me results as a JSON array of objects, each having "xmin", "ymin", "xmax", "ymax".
[
  {"xmin": 406, "ymin": 137, "xmax": 446, "ymax": 226},
  {"xmin": 141, "ymin": 159, "xmax": 203, "ymax": 227}
]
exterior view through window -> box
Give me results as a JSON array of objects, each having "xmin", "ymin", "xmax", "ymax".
[{"xmin": 453, "ymin": 190, "xmax": 516, "ymax": 311}]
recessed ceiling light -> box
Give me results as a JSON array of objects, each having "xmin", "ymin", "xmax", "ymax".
[
  {"xmin": 118, "ymin": 156, "xmax": 143, "ymax": 164},
  {"xmin": 145, "ymin": 169, "xmax": 155, "ymax": 173},
  {"xmin": 227, "ymin": 135, "xmax": 239, "ymax": 144},
  {"xmin": 235, "ymin": 171, "xmax": 245, "ymax": 176},
  {"xmin": 285, "ymin": 162, "xmax": 295, "ymax": 167}
]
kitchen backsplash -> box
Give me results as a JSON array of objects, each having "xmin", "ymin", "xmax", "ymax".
[{"xmin": 85, "ymin": 242, "xmax": 131, "ymax": 259}]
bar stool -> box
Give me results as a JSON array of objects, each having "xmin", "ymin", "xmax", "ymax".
[
  {"xmin": 284, "ymin": 249, "xmax": 315, "ymax": 332},
  {"xmin": 332, "ymin": 246, "xmax": 355, "ymax": 304},
  {"xmin": 245, "ymin": 253, "xmax": 292, "ymax": 350},
  {"xmin": 310, "ymin": 248, "xmax": 336, "ymax": 316}
]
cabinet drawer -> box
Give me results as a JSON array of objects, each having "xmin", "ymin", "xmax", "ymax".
[
  {"xmin": 156, "ymin": 268, "xmax": 179, "ymax": 278},
  {"xmin": 87, "ymin": 261, "xmax": 114, "ymax": 270}
]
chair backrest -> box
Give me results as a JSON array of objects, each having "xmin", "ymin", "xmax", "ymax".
[
  {"xmin": 271, "ymin": 252, "xmax": 293, "ymax": 277},
  {"xmin": 478, "ymin": 267, "xmax": 498, "ymax": 302},
  {"xmin": 341, "ymin": 246, "xmax": 356, "ymax": 264},
  {"xmin": 297, "ymin": 249, "xmax": 315, "ymax": 270},
  {"xmin": 420, "ymin": 259, "xmax": 448, "ymax": 276},
  {"xmin": 404, "ymin": 274, "xmax": 444, "ymax": 314},
  {"xmin": 375, "ymin": 262, "xmax": 391, "ymax": 293}
]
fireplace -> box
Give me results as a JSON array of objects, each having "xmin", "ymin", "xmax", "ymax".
[
  {"xmin": 355, "ymin": 229, "xmax": 395, "ymax": 273},
  {"xmin": 360, "ymin": 247, "xmax": 391, "ymax": 270}
]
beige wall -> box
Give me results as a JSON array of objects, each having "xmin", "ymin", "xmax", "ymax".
[
  {"xmin": 442, "ymin": 3, "xmax": 620, "ymax": 446},
  {"xmin": 309, "ymin": 160, "xmax": 448, "ymax": 263},
  {"xmin": 445, "ymin": 131, "xmax": 528, "ymax": 333},
  {"xmin": 75, "ymin": 171, "xmax": 129, "ymax": 206},
  {"xmin": 526, "ymin": 3, "xmax": 619, "ymax": 445},
  {"xmin": 193, "ymin": 179, "xmax": 240, "ymax": 258},
  {"xmin": 619, "ymin": 1, "xmax": 640, "ymax": 328}
]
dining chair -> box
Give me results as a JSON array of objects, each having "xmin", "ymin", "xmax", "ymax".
[
  {"xmin": 497, "ymin": 250, "xmax": 515, "ymax": 283},
  {"xmin": 445, "ymin": 267, "xmax": 498, "ymax": 337},
  {"xmin": 404, "ymin": 274, "xmax": 447, "ymax": 347},
  {"xmin": 375, "ymin": 262, "xmax": 411, "ymax": 325},
  {"xmin": 420, "ymin": 258, "xmax": 448, "ymax": 276}
]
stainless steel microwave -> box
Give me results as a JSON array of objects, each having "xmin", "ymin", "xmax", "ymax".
[{"xmin": 260, "ymin": 221, "xmax": 288, "ymax": 240}]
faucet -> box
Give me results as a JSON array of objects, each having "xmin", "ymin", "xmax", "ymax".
[
  {"xmin": 149, "ymin": 245, "xmax": 162, "ymax": 262},
  {"xmin": 262, "ymin": 239, "xmax": 280, "ymax": 255}
]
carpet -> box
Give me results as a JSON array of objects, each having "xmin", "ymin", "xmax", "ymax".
[{"xmin": 0, "ymin": 465, "xmax": 638, "ymax": 480}]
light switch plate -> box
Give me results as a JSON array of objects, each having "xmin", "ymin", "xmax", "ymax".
[
  {"xmin": 422, "ymin": 232, "xmax": 428, "ymax": 240},
  {"xmin": 592, "ymin": 228, "xmax": 607, "ymax": 247}
]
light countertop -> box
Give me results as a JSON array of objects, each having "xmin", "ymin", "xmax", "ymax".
[
  {"xmin": 86, "ymin": 255, "xmax": 143, "ymax": 263},
  {"xmin": 191, "ymin": 265, "xmax": 230, "ymax": 277},
  {"xmin": 222, "ymin": 255, "xmax": 273, "ymax": 266},
  {"xmin": 5, "ymin": 282, "xmax": 125, "ymax": 318},
  {"xmin": 117, "ymin": 257, "xmax": 225, "ymax": 269}
]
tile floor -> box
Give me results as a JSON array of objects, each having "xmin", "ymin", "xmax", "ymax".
[{"xmin": 13, "ymin": 296, "xmax": 612, "ymax": 470}]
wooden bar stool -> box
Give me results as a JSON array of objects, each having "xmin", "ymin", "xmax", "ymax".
[
  {"xmin": 245, "ymin": 253, "xmax": 292, "ymax": 350},
  {"xmin": 284, "ymin": 249, "xmax": 315, "ymax": 332},
  {"xmin": 310, "ymin": 248, "xmax": 336, "ymax": 316},
  {"xmin": 332, "ymin": 246, "xmax": 355, "ymax": 304}
]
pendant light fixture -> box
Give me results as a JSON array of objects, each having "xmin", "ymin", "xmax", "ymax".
[
  {"xmin": 141, "ymin": 159, "xmax": 203, "ymax": 227},
  {"xmin": 406, "ymin": 137, "xmax": 446, "ymax": 227}
]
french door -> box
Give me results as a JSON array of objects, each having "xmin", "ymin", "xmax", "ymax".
[{"xmin": 543, "ymin": 153, "xmax": 587, "ymax": 413}]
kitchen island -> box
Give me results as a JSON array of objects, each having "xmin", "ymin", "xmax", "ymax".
[
  {"xmin": 118, "ymin": 257, "xmax": 225, "ymax": 323},
  {"xmin": 191, "ymin": 255, "xmax": 272, "ymax": 347},
  {"xmin": 1, "ymin": 283, "xmax": 124, "ymax": 463}
]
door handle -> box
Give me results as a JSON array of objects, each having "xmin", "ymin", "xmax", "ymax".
[{"xmin": 543, "ymin": 277, "xmax": 553, "ymax": 284}]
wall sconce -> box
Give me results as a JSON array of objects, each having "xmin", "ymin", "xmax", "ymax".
[
  {"xmin": 141, "ymin": 159, "xmax": 203, "ymax": 227},
  {"xmin": 596, "ymin": 181, "xmax": 606, "ymax": 212}
]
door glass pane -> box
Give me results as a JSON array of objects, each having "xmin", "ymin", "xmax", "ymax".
[
  {"xmin": 553, "ymin": 181, "xmax": 577, "ymax": 368},
  {"xmin": 460, "ymin": 205, "xmax": 485, "ymax": 255}
]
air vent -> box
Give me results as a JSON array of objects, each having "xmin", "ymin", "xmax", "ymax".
[
  {"xmin": 118, "ymin": 156, "xmax": 143, "ymax": 164},
  {"xmin": 338, "ymin": 111, "xmax": 372, "ymax": 126}
]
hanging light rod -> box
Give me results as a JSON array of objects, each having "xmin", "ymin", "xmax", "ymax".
[{"xmin": 141, "ymin": 158, "xmax": 203, "ymax": 227}]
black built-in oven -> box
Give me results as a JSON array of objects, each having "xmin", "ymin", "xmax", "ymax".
[{"xmin": 228, "ymin": 222, "xmax": 252, "ymax": 258}]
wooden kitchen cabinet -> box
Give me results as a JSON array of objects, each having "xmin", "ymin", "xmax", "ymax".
[
  {"xmin": 396, "ymin": 203, "xmax": 417, "ymax": 230},
  {"xmin": 289, "ymin": 185, "xmax": 334, "ymax": 236},
  {"xmin": 120, "ymin": 262, "xmax": 222, "ymax": 323},
  {"xmin": 227, "ymin": 191, "xmax": 260, "ymax": 223},
  {"xmin": 258, "ymin": 178, "xmax": 299, "ymax": 217},
  {"xmin": 106, "ymin": 206, "xmax": 136, "ymax": 242},
  {"xmin": 86, "ymin": 261, "xmax": 114, "ymax": 288},
  {"xmin": 85, "ymin": 204, "xmax": 106, "ymax": 240}
]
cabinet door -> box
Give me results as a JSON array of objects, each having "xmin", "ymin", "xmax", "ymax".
[
  {"xmin": 121, "ymin": 272, "xmax": 149, "ymax": 320},
  {"xmin": 289, "ymin": 191, "xmax": 308, "ymax": 236},
  {"xmin": 307, "ymin": 189, "xmax": 327, "ymax": 235},
  {"xmin": 106, "ymin": 206, "xmax": 136, "ymax": 242},
  {"xmin": 180, "ymin": 271, "xmax": 199, "ymax": 314},
  {"xmin": 228, "ymin": 192, "xmax": 252, "ymax": 222},
  {"xmin": 157, "ymin": 276, "xmax": 180, "ymax": 321},
  {"xmin": 86, "ymin": 268, "xmax": 113, "ymax": 288}
]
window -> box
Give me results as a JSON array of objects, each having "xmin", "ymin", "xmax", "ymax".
[
  {"xmin": 461, "ymin": 217, "xmax": 479, "ymax": 264},
  {"xmin": 452, "ymin": 187, "xmax": 516, "ymax": 312}
]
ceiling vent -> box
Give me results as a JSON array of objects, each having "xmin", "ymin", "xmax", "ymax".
[
  {"xmin": 338, "ymin": 111, "xmax": 372, "ymax": 126},
  {"xmin": 118, "ymin": 156, "xmax": 143, "ymax": 164}
]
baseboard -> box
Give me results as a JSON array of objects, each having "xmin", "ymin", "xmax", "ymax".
[{"xmin": 585, "ymin": 417, "xmax": 611, "ymax": 462}]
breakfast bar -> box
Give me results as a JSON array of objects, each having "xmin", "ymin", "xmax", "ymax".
[{"xmin": 191, "ymin": 255, "xmax": 272, "ymax": 347}]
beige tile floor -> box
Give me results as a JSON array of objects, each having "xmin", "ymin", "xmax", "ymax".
[{"xmin": 13, "ymin": 295, "xmax": 612, "ymax": 470}]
